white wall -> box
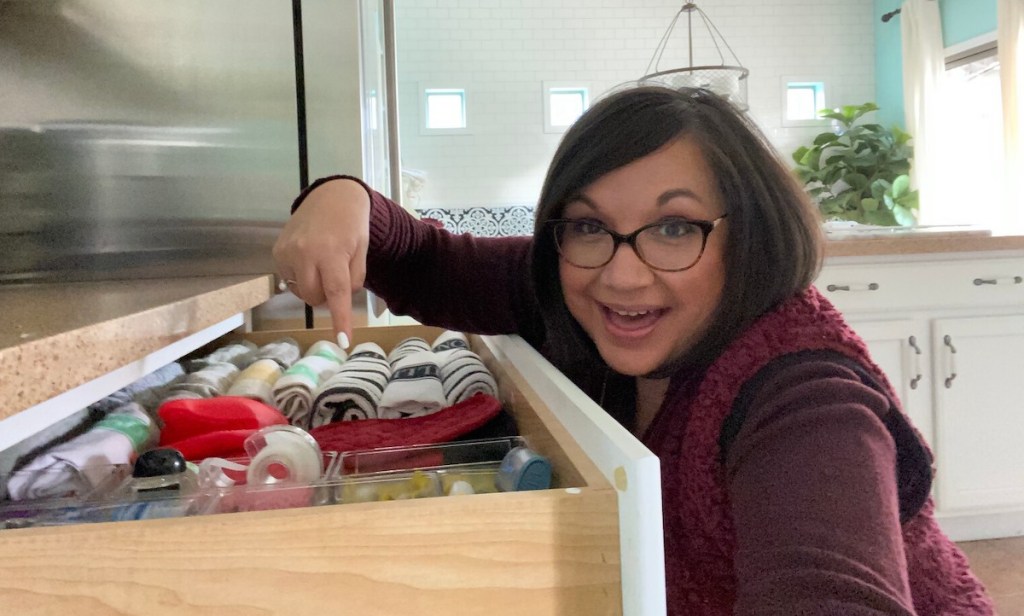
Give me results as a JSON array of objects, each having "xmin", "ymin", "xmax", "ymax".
[{"xmin": 395, "ymin": 0, "xmax": 875, "ymax": 209}]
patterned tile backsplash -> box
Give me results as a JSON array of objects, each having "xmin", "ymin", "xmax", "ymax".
[{"xmin": 417, "ymin": 205, "xmax": 535, "ymax": 238}]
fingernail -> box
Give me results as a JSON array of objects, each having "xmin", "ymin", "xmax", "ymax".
[{"xmin": 337, "ymin": 332, "xmax": 350, "ymax": 350}]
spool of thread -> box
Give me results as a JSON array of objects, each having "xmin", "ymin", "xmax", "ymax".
[
  {"xmin": 243, "ymin": 425, "xmax": 323, "ymax": 486},
  {"xmin": 495, "ymin": 446, "xmax": 552, "ymax": 492}
]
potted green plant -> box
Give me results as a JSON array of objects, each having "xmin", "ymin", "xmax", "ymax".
[{"xmin": 792, "ymin": 102, "xmax": 919, "ymax": 227}]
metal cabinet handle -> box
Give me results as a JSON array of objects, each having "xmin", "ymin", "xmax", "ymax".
[
  {"xmin": 826, "ymin": 282, "xmax": 880, "ymax": 292},
  {"xmin": 943, "ymin": 335, "xmax": 957, "ymax": 388},
  {"xmin": 908, "ymin": 335, "xmax": 923, "ymax": 390},
  {"xmin": 973, "ymin": 276, "xmax": 1023, "ymax": 286}
]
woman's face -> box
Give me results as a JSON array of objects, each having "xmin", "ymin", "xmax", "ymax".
[{"xmin": 559, "ymin": 137, "xmax": 728, "ymax": 377}]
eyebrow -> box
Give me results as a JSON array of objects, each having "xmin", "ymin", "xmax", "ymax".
[{"xmin": 566, "ymin": 188, "xmax": 704, "ymax": 211}]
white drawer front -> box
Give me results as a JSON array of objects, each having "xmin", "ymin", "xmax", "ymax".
[{"xmin": 817, "ymin": 258, "xmax": 1024, "ymax": 314}]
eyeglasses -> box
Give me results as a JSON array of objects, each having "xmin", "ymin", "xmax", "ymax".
[{"xmin": 548, "ymin": 214, "xmax": 728, "ymax": 272}]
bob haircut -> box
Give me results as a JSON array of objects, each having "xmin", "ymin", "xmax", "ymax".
[{"xmin": 531, "ymin": 86, "xmax": 823, "ymax": 379}]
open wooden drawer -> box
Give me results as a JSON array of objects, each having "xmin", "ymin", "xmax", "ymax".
[{"xmin": 0, "ymin": 325, "xmax": 664, "ymax": 616}]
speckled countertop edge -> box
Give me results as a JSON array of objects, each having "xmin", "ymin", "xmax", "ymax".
[
  {"xmin": 0, "ymin": 274, "xmax": 274, "ymax": 420},
  {"xmin": 825, "ymin": 234, "xmax": 1024, "ymax": 258}
]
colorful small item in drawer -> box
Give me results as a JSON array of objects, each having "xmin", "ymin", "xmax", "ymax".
[
  {"xmin": 340, "ymin": 470, "xmax": 442, "ymax": 503},
  {"xmin": 129, "ymin": 447, "xmax": 198, "ymax": 495},
  {"xmin": 495, "ymin": 447, "xmax": 552, "ymax": 492},
  {"xmin": 440, "ymin": 470, "xmax": 498, "ymax": 496}
]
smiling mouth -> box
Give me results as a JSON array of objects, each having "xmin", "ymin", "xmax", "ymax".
[{"xmin": 601, "ymin": 305, "xmax": 666, "ymax": 336}]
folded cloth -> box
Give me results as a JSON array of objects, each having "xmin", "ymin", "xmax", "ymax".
[
  {"xmin": 310, "ymin": 343, "xmax": 391, "ymax": 427},
  {"xmin": 225, "ymin": 359, "xmax": 284, "ymax": 405},
  {"xmin": 431, "ymin": 330, "xmax": 470, "ymax": 354},
  {"xmin": 187, "ymin": 340, "xmax": 258, "ymax": 371},
  {"xmin": 387, "ymin": 337, "xmax": 431, "ymax": 366},
  {"xmin": 272, "ymin": 340, "xmax": 347, "ymax": 425},
  {"xmin": 157, "ymin": 396, "xmax": 288, "ymax": 460},
  {"xmin": 253, "ymin": 337, "xmax": 302, "ymax": 370},
  {"xmin": 310, "ymin": 393, "xmax": 503, "ymax": 456},
  {"xmin": 161, "ymin": 361, "xmax": 240, "ymax": 401},
  {"xmin": 7, "ymin": 403, "xmax": 158, "ymax": 501},
  {"xmin": 437, "ymin": 348, "xmax": 498, "ymax": 406},
  {"xmin": 88, "ymin": 362, "xmax": 186, "ymax": 415},
  {"xmin": 377, "ymin": 351, "xmax": 446, "ymax": 419}
]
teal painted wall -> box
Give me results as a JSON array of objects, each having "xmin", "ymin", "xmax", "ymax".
[
  {"xmin": 873, "ymin": 0, "xmax": 997, "ymax": 129},
  {"xmin": 875, "ymin": 0, "xmax": 905, "ymax": 129},
  {"xmin": 940, "ymin": 0, "xmax": 998, "ymax": 46}
]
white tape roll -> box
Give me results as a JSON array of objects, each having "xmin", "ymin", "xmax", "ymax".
[{"xmin": 245, "ymin": 426, "xmax": 323, "ymax": 485}]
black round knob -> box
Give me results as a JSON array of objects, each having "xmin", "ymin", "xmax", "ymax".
[{"xmin": 133, "ymin": 448, "xmax": 187, "ymax": 478}]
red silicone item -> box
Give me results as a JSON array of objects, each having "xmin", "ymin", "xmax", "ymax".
[{"xmin": 158, "ymin": 396, "xmax": 288, "ymax": 445}]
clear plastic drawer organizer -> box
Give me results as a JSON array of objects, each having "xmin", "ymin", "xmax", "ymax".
[{"xmin": 0, "ymin": 432, "xmax": 545, "ymax": 530}]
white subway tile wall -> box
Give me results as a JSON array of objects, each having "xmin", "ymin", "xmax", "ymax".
[{"xmin": 396, "ymin": 0, "xmax": 875, "ymax": 211}]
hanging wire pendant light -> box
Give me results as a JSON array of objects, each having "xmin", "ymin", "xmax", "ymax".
[{"xmin": 639, "ymin": 2, "xmax": 749, "ymax": 110}]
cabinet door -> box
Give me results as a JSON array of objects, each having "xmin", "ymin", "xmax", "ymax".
[
  {"xmin": 932, "ymin": 315, "xmax": 1024, "ymax": 512},
  {"xmin": 847, "ymin": 319, "xmax": 933, "ymax": 446}
]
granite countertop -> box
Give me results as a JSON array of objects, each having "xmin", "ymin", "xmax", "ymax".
[
  {"xmin": 0, "ymin": 274, "xmax": 274, "ymax": 422},
  {"xmin": 825, "ymin": 231, "xmax": 1024, "ymax": 258}
]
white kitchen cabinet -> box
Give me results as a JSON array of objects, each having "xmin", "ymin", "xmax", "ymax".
[
  {"xmin": 818, "ymin": 253, "xmax": 1024, "ymax": 540},
  {"xmin": 842, "ymin": 319, "xmax": 933, "ymax": 446},
  {"xmin": 931, "ymin": 315, "xmax": 1024, "ymax": 514}
]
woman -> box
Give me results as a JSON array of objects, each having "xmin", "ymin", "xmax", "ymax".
[{"xmin": 274, "ymin": 86, "xmax": 993, "ymax": 614}]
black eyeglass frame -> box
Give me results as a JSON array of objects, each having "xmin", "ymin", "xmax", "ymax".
[{"xmin": 547, "ymin": 214, "xmax": 728, "ymax": 272}]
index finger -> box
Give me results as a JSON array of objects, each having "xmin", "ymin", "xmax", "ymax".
[{"xmin": 319, "ymin": 262, "xmax": 353, "ymax": 350}]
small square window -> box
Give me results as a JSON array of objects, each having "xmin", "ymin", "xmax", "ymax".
[
  {"xmin": 544, "ymin": 83, "xmax": 589, "ymax": 133},
  {"xmin": 420, "ymin": 86, "xmax": 470, "ymax": 135},
  {"xmin": 781, "ymin": 79, "xmax": 828, "ymax": 127}
]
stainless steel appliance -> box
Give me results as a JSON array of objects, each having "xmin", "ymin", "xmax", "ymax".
[{"xmin": 0, "ymin": 0, "xmax": 393, "ymax": 283}]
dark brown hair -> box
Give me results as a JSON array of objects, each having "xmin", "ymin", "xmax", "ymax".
[{"xmin": 531, "ymin": 86, "xmax": 823, "ymax": 381}]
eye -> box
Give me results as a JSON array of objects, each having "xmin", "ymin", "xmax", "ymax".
[
  {"xmin": 564, "ymin": 219, "xmax": 606, "ymax": 236},
  {"xmin": 652, "ymin": 218, "xmax": 698, "ymax": 239}
]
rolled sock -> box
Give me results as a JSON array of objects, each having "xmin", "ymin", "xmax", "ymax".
[
  {"xmin": 6, "ymin": 402, "xmax": 158, "ymax": 501},
  {"xmin": 437, "ymin": 348, "xmax": 498, "ymax": 406},
  {"xmin": 310, "ymin": 345, "xmax": 391, "ymax": 427},
  {"xmin": 254, "ymin": 337, "xmax": 302, "ymax": 369},
  {"xmin": 225, "ymin": 359, "xmax": 284, "ymax": 405},
  {"xmin": 387, "ymin": 337, "xmax": 431, "ymax": 366},
  {"xmin": 431, "ymin": 330, "xmax": 470, "ymax": 354},
  {"xmin": 378, "ymin": 350, "xmax": 447, "ymax": 419},
  {"xmin": 272, "ymin": 341, "xmax": 347, "ymax": 425},
  {"xmin": 162, "ymin": 362, "xmax": 240, "ymax": 401},
  {"xmin": 88, "ymin": 362, "xmax": 186, "ymax": 415},
  {"xmin": 188, "ymin": 341, "xmax": 258, "ymax": 371}
]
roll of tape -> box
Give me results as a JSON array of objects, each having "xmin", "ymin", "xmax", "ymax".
[{"xmin": 244, "ymin": 425, "xmax": 323, "ymax": 485}]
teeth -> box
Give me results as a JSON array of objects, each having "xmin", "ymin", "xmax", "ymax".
[{"xmin": 613, "ymin": 309, "xmax": 650, "ymax": 317}]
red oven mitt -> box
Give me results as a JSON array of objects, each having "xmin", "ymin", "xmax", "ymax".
[{"xmin": 309, "ymin": 393, "xmax": 503, "ymax": 466}]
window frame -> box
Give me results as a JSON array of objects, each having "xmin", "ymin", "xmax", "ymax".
[
  {"xmin": 419, "ymin": 85, "xmax": 470, "ymax": 136},
  {"xmin": 543, "ymin": 82, "xmax": 590, "ymax": 134},
  {"xmin": 780, "ymin": 77, "xmax": 829, "ymax": 127}
]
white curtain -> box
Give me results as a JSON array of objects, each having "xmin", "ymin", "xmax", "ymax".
[
  {"xmin": 999, "ymin": 0, "xmax": 1024, "ymax": 232},
  {"xmin": 901, "ymin": 0, "xmax": 946, "ymax": 226}
]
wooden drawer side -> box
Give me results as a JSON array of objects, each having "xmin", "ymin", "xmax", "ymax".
[{"xmin": 0, "ymin": 488, "xmax": 623, "ymax": 616}]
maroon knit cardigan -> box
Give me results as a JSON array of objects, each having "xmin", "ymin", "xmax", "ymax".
[{"xmin": 645, "ymin": 286, "xmax": 994, "ymax": 615}]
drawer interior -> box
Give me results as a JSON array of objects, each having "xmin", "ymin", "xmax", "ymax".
[
  {"xmin": 218, "ymin": 325, "xmax": 610, "ymax": 492},
  {"xmin": 0, "ymin": 324, "xmax": 623, "ymax": 616}
]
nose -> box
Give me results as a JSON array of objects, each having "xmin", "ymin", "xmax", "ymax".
[{"xmin": 599, "ymin": 242, "xmax": 655, "ymax": 289}]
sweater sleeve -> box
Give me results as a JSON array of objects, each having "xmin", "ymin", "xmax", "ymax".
[
  {"xmin": 725, "ymin": 358, "xmax": 919, "ymax": 616},
  {"xmin": 294, "ymin": 176, "xmax": 543, "ymax": 342}
]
